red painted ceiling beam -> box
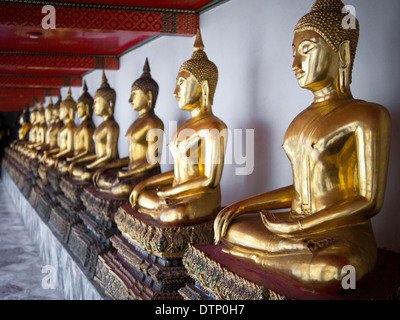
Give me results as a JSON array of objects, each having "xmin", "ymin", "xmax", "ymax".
[
  {"xmin": 0, "ymin": 54, "xmax": 119, "ymax": 72},
  {"xmin": 0, "ymin": 88, "xmax": 60, "ymax": 97},
  {"xmin": 0, "ymin": 76, "xmax": 82, "ymax": 88},
  {"xmin": 0, "ymin": 2, "xmax": 198, "ymax": 35},
  {"xmin": 1, "ymin": 97, "xmax": 40, "ymax": 104}
]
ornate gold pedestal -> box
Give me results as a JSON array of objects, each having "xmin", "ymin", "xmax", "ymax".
[
  {"xmin": 60, "ymin": 175, "xmax": 90, "ymax": 204},
  {"xmin": 93, "ymin": 205, "xmax": 215, "ymax": 300},
  {"xmin": 29, "ymin": 178, "xmax": 47, "ymax": 211},
  {"xmin": 48, "ymin": 194, "xmax": 82, "ymax": 243},
  {"xmin": 48, "ymin": 175, "xmax": 94, "ymax": 265},
  {"xmin": 62, "ymin": 187, "xmax": 126, "ymax": 276},
  {"xmin": 81, "ymin": 187, "xmax": 129, "ymax": 223},
  {"xmin": 180, "ymin": 244, "xmax": 400, "ymax": 300}
]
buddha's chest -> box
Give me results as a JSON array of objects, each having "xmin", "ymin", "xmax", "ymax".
[{"xmin": 126, "ymin": 122, "xmax": 147, "ymax": 146}]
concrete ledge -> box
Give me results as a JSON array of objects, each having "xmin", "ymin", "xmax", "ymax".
[{"xmin": 2, "ymin": 168, "xmax": 105, "ymax": 300}]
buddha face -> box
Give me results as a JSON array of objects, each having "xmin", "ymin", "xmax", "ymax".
[
  {"xmin": 38, "ymin": 110, "xmax": 45, "ymax": 123},
  {"xmin": 59, "ymin": 104, "xmax": 69, "ymax": 120},
  {"xmin": 52, "ymin": 108, "xmax": 59, "ymax": 121},
  {"xmin": 30, "ymin": 111, "xmax": 36, "ymax": 124},
  {"xmin": 94, "ymin": 94, "xmax": 111, "ymax": 117},
  {"xmin": 174, "ymin": 70, "xmax": 202, "ymax": 110},
  {"xmin": 129, "ymin": 86, "xmax": 149, "ymax": 112},
  {"xmin": 292, "ymin": 30, "xmax": 340, "ymax": 91},
  {"xmin": 45, "ymin": 108, "xmax": 52, "ymax": 122},
  {"xmin": 77, "ymin": 102, "xmax": 87, "ymax": 119}
]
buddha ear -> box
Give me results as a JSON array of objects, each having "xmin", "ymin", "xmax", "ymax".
[
  {"xmin": 147, "ymin": 91, "xmax": 153, "ymax": 108},
  {"xmin": 108, "ymin": 100, "xmax": 114, "ymax": 115},
  {"xmin": 338, "ymin": 40, "xmax": 351, "ymax": 94},
  {"xmin": 201, "ymin": 80, "xmax": 210, "ymax": 110},
  {"xmin": 338, "ymin": 40, "xmax": 351, "ymax": 69}
]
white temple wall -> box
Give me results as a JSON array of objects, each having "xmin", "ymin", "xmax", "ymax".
[{"xmin": 47, "ymin": 0, "xmax": 400, "ymax": 253}]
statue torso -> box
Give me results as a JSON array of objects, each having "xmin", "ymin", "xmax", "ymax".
[
  {"xmin": 169, "ymin": 113, "xmax": 227, "ymax": 186},
  {"xmin": 93, "ymin": 116, "xmax": 119, "ymax": 158},
  {"xmin": 74, "ymin": 117, "xmax": 95, "ymax": 153},
  {"xmin": 126, "ymin": 112, "xmax": 163, "ymax": 164},
  {"xmin": 57, "ymin": 121, "xmax": 76, "ymax": 151},
  {"xmin": 282, "ymin": 99, "xmax": 382, "ymax": 217}
]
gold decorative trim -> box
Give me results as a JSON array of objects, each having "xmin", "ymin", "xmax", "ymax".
[
  {"xmin": 182, "ymin": 244, "xmax": 286, "ymax": 300},
  {"xmin": 80, "ymin": 188, "xmax": 128, "ymax": 222},
  {"xmin": 1, "ymin": 0, "xmax": 195, "ymax": 14},
  {"xmin": 114, "ymin": 206, "xmax": 215, "ymax": 259}
]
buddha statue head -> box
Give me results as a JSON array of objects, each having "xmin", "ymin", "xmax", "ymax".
[
  {"xmin": 77, "ymin": 81, "xmax": 94, "ymax": 119},
  {"xmin": 94, "ymin": 71, "xmax": 116, "ymax": 117},
  {"xmin": 37, "ymin": 103, "xmax": 46, "ymax": 124},
  {"xmin": 20, "ymin": 105, "xmax": 30, "ymax": 125},
  {"xmin": 52, "ymin": 93, "xmax": 62, "ymax": 122},
  {"xmin": 30, "ymin": 104, "xmax": 37, "ymax": 125},
  {"xmin": 175, "ymin": 28, "xmax": 218, "ymax": 111},
  {"xmin": 129, "ymin": 58, "xmax": 159, "ymax": 113},
  {"xmin": 18, "ymin": 105, "xmax": 31, "ymax": 140},
  {"xmin": 59, "ymin": 88, "xmax": 77, "ymax": 121},
  {"xmin": 44, "ymin": 98, "xmax": 54, "ymax": 123},
  {"xmin": 292, "ymin": 0, "xmax": 359, "ymax": 96}
]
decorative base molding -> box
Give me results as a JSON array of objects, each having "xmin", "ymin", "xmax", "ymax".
[
  {"xmin": 181, "ymin": 244, "xmax": 400, "ymax": 300},
  {"xmin": 81, "ymin": 187, "xmax": 129, "ymax": 224},
  {"xmin": 115, "ymin": 205, "xmax": 215, "ymax": 259},
  {"xmin": 94, "ymin": 205, "xmax": 216, "ymax": 300},
  {"xmin": 60, "ymin": 175, "xmax": 91, "ymax": 203}
]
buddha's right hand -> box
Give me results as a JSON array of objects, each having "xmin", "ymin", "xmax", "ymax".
[
  {"xmin": 92, "ymin": 167, "xmax": 105, "ymax": 186},
  {"xmin": 214, "ymin": 204, "xmax": 241, "ymax": 244},
  {"xmin": 129, "ymin": 180, "xmax": 147, "ymax": 207}
]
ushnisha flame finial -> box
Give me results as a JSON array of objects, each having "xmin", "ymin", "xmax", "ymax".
[{"xmin": 193, "ymin": 28, "xmax": 205, "ymax": 52}]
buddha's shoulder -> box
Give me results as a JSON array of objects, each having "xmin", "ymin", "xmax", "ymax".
[
  {"xmin": 102, "ymin": 118, "xmax": 120, "ymax": 130},
  {"xmin": 145, "ymin": 114, "xmax": 164, "ymax": 130},
  {"xmin": 201, "ymin": 114, "xmax": 227, "ymax": 131},
  {"xmin": 336, "ymin": 99, "xmax": 391, "ymax": 124}
]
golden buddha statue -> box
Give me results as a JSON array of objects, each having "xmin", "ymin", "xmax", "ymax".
[
  {"xmin": 28, "ymin": 98, "xmax": 62, "ymax": 160},
  {"xmin": 56, "ymin": 82, "xmax": 95, "ymax": 174},
  {"xmin": 92, "ymin": 58, "xmax": 164, "ymax": 198},
  {"xmin": 19, "ymin": 103, "xmax": 44, "ymax": 155},
  {"xmin": 10, "ymin": 106, "xmax": 31, "ymax": 149},
  {"xmin": 69, "ymin": 71, "xmax": 119, "ymax": 182},
  {"xmin": 41, "ymin": 89, "xmax": 76, "ymax": 170},
  {"xmin": 129, "ymin": 29, "xmax": 227, "ymax": 226},
  {"xmin": 40, "ymin": 96, "xmax": 64, "ymax": 161},
  {"xmin": 214, "ymin": 0, "xmax": 391, "ymax": 293},
  {"xmin": 33, "ymin": 103, "xmax": 47, "ymax": 146}
]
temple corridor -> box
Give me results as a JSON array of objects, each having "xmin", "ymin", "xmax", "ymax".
[{"xmin": 0, "ymin": 179, "xmax": 60, "ymax": 300}]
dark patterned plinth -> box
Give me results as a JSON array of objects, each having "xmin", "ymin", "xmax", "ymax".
[
  {"xmin": 180, "ymin": 244, "xmax": 400, "ymax": 300},
  {"xmin": 36, "ymin": 184, "xmax": 60, "ymax": 222},
  {"xmin": 21, "ymin": 172, "xmax": 34, "ymax": 199},
  {"xmin": 94, "ymin": 205, "xmax": 216, "ymax": 300},
  {"xmin": 94, "ymin": 234, "xmax": 192, "ymax": 300},
  {"xmin": 67, "ymin": 209, "xmax": 119, "ymax": 277},
  {"xmin": 30, "ymin": 159, "xmax": 40, "ymax": 178},
  {"xmin": 115, "ymin": 205, "xmax": 215, "ymax": 259},
  {"xmin": 28, "ymin": 184, "xmax": 43, "ymax": 208},
  {"xmin": 48, "ymin": 170, "xmax": 65, "ymax": 193},
  {"xmin": 48, "ymin": 205, "xmax": 81, "ymax": 243},
  {"xmin": 60, "ymin": 175, "xmax": 91, "ymax": 204},
  {"xmin": 81, "ymin": 187, "xmax": 129, "ymax": 223}
]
